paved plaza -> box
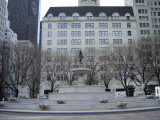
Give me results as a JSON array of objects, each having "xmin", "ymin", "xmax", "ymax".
[{"xmin": 0, "ymin": 110, "xmax": 160, "ymax": 120}]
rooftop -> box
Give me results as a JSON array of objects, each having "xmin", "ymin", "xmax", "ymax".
[{"xmin": 45, "ymin": 6, "xmax": 134, "ymax": 17}]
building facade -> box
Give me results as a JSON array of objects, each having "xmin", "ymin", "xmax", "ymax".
[
  {"xmin": 0, "ymin": 0, "xmax": 8, "ymax": 41},
  {"xmin": 40, "ymin": 4, "xmax": 138, "ymax": 97},
  {"xmin": 8, "ymin": 0, "xmax": 40, "ymax": 44},
  {"xmin": 0, "ymin": 0, "xmax": 17, "ymax": 43},
  {"xmin": 78, "ymin": 0, "xmax": 100, "ymax": 6},
  {"xmin": 125, "ymin": 0, "xmax": 160, "ymax": 41},
  {"xmin": 41, "ymin": 6, "xmax": 137, "ymax": 55}
]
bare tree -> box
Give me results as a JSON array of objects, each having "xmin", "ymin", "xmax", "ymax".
[
  {"xmin": 149, "ymin": 36, "xmax": 160, "ymax": 85},
  {"xmin": 132, "ymin": 41, "xmax": 155, "ymax": 92},
  {"xmin": 0, "ymin": 41, "xmax": 11, "ymax": 100},
  {"xmin": 26, "ymin": 47, "xmax": 44, "ymax": 98},
  {"xmin": 110, "ymin": 46, "xmax": 134, "ymax": 96},
  {"xmin": 98, "ymin": 53, "xmax": 114, "ymax": 90},
  {"xmin": 84, "ymin": 47, "xmax": 99, "ymax": 85},
  {"xmin": 7, "ymin": 44, "xmax": 33, "ymax": 97},
  {"xmin": 64, "ymin": 54, "xmax": 75, "ymax": 86}
]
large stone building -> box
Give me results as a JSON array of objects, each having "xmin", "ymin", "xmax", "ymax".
[
  {"xmin": 0, "ymin": 0, "xmax": 17, "ymax": 43},
  {"xmin": 41, "ymin": 7, "xmax": 137, "ymax": 55},
  {"xmin": 0, "ymin": 0, "xmax": 7, "ymax": 41},
  {"xmin": 40, "ymin": 0, "xmax": 139, "ymax": 97},
  {"xmin": 8, "ymin": 0, "xmax": 40, "ymax": 44},
  {"xmin": 125, "ymin": 0, "xmax": 160, "ymax": 41}
]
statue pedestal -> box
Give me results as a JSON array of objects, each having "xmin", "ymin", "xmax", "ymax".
[{"xmin": 78, "ymin": 75, "xmax": 85, "ymax": 86}]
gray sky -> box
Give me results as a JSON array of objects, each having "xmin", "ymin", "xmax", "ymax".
[{"xmin": 40, "ymin": 0, "xmax": 125, "ymax": 19}]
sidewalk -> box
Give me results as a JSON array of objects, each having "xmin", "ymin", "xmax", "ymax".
[{"xmin": 1, "ymin": 106, "xmax": 160, "ymax": 114}]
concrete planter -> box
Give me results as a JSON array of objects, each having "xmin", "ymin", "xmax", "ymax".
[
  {"xmin": 117, "ymin": 102, "xmax": 127, "ymax": 108},
  {"xmin": 39, "ymin": 104, "xmax": 49, "ymax": 110},
  {"xmin": 99, "ymin": 99, "xmax": 108, "ymax": 103},
  {"xmin": 57, "ymin": 100, "xmax": 65, "ymax": 104}
]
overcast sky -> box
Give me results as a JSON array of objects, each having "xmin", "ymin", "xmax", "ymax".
[{"xmin": 40, "ymin": 0, "xmax": 125, "ymax": 19}]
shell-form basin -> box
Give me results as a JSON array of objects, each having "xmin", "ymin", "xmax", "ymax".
[{"xmin": 71, "ymin": 68, "xmax": 91, "ymax": 75}]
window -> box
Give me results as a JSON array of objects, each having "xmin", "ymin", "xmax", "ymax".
[
  {"xmin": 87, "ymin": 16, "xmax": 92, "ymax": 20},
  {"xmin": 47, "ymin": 48, "xmax": 51, "ymax": 54},
  {"xmin": 113, "ymin": 39, "xmax": 122, "ymax": 44},
  {"xmin": 71, "ymin": 48, "xmax": 81, "ymax": 53},
  {"xmin": 57, "ymin": 39, "xmax": 67, "ymax": 45},
  {"xmin": 135, "ymin": 0, "xmax": 144, "ymax": 3},
  {"xmin": 112, "ymin": 23, "xmax": 121, "ymax": 28},
  {"xmin": 139, "ymin": 16, "xmax": 149, "ymax": 21},
  {"xmin": 127, "ymin": 23, "xmax": 131, "ymax": 28},
  {"xmin": 127, "ymin": 16, "xmax": 130, "ymax": 20},
  {"xmin": 85, "ymin": 23, "xmax": 94, "ymax": 28},
  {"xmin": 86, "ymin": 56, "xmax": 96, "ymax": 62},
  {"xmin": 138, "ymin": 9, "xmax": 148, "ymax": 14},
  {"xmin": 128, "ymin": 39, "xmax": 132, "ymax": 44},
  {"xmin": 58, "ymin": 23, "xmax": 67, "ymax": 28},
  {"xmin": 99, "ymin": 39, "xmax": 109, "ymax": 45},
  {"xmin": 127, "ymin": 31, "xmax": 132, "ymax": 36},
  {"xmin": 113, "ymin": 16, "xmax": 119, "ymax": 20},
  {"xmin": 48, "ymin": 16, "xmax": 52, "ymax": 20},
  {"xmin": 47, "ymin": 40, "xmax": 52, "ymax": 45},
  {"xmin": 48, "ymin": 23, "xmax": 52, "ymax": 29},
  {"xmin": 73, "ymin": 16, "xmax": 79, "ymax": 20},
  {"xmin": 71, "ymin": 39, "xmax": 81, "ymax": 45},
  {"xmin": 98, "ymin": 23, "xmax": 108, "ymax": 28},
  {"xmin": 140, "ymin": 30, "xmax": 150, "ymax": 35},
  {"xmin": 140, "ymin": 23, "xmax": 149, "ymax": 28},
  {"xmin": 71, "ymin": 31, "xmax": 81, "ymax": 37},
  {"xmin": 112, "ymin": 31, "xmax": 122, "ymax": 36},
  {"xmin": 71, "ymin": 23, "xmax": 81, "ymax": 28},
  {"xmin": 57, "ymin": 31, "xmax": 67, "ymax": 37},
  {"xmin": 113, "ymin": 47, "xmax": 122, "ymax": 53},
  {"xmin": 57, "ymin": 48, "xmax": 67, "ymax": 53},
  {"xmin": 154, "ymin": 30, "xmax": 157, "ymax": 35},
  {"xmin": 85, "ymin": 47, "xmax": 96, "ymax": 53},
  {"xmin": 99, "ymin": 31, "xmax": 108, "ymax": 36},
  {"xmin": 154, "ymin": 1, "xmax": 157, "ymax": 6},
  {"xmin": 99, "ymin": 47, "xmax": 109, "ymax": 53},
  {"xmin": 48, "ymin": 31, "xmax": 52, "ymax": 37},
  {"xmin": 85, "ymin": 31, "xmax": 95, "ymax": 36},
  {"xmin": 85, "ymin": 39, "xmax": 95, "ymax": 45},
  {"xmin": 60, "ymin": 16, "xmax": 65, "ymax": 20},
  {"xmin": 100, "ymin": 16, "xmax": 106, "ymax": 19}
]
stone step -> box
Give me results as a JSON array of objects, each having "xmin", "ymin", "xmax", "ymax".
[
  {"xmin": 58, "ymin": 86, "xmax": 106, "ymax": 93},
  {"xmin": 49, "ymin": 92, "xmax": 114, "ymax": 100},
  {"xmin": 5, "ymin": 99, "xmax": 159, "ymax": 111}
]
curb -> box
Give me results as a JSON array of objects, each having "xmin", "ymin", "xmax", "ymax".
[{"xmin": 1, "ymin": 107, "xmax": 160, "ymax": 114}]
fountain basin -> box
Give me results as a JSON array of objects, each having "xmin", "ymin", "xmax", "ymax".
[{"xmin": 71, "ymin": 68, "xmax": 91, "ymax": 75}]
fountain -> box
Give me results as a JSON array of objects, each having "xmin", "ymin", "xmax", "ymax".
[
  {"xmin": 48, "ymin": 51, "xmax": 114, "ymax": 102},
  {"xmin": 71, "ymin": 50, "xmax": 91, "ymax": 85}
]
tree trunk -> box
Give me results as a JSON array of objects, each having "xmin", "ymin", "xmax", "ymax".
[
  {"xmin": 104, "ymin": 81, "xmax": 108, "ymax": 89},
  {"xmin": 125, "ymin": 86, "xmax": 129, "ymax": 97},
  {"xmin": 0, "ymin": 85, "xmax": 3, "ymax": 101},
  {"xmin": 15, "ymin": 89, "xmax": 18, "ymax": 97}
]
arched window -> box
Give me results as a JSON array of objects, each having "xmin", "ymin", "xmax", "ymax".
[
  {"xmin": 86, "ymin": 12, "xmax": 93, "ymax": 20},
  {"xmin": 59, "ymin": 13, "xmax": 66, "ymax": 20},
  {"xmin": 48, "ymin": 14, "xmax": 53, "ymax": 20},
  {"xmin": 112, "ymin": 12, "xmax": 120, "ymax": 20},
  {"xmin": 99, "ymin": 12, "xmax": 106, "ymax": 20},
  {"xmin": 72, "ymin": 13, "xmax": 79, "ymax": 20}
]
